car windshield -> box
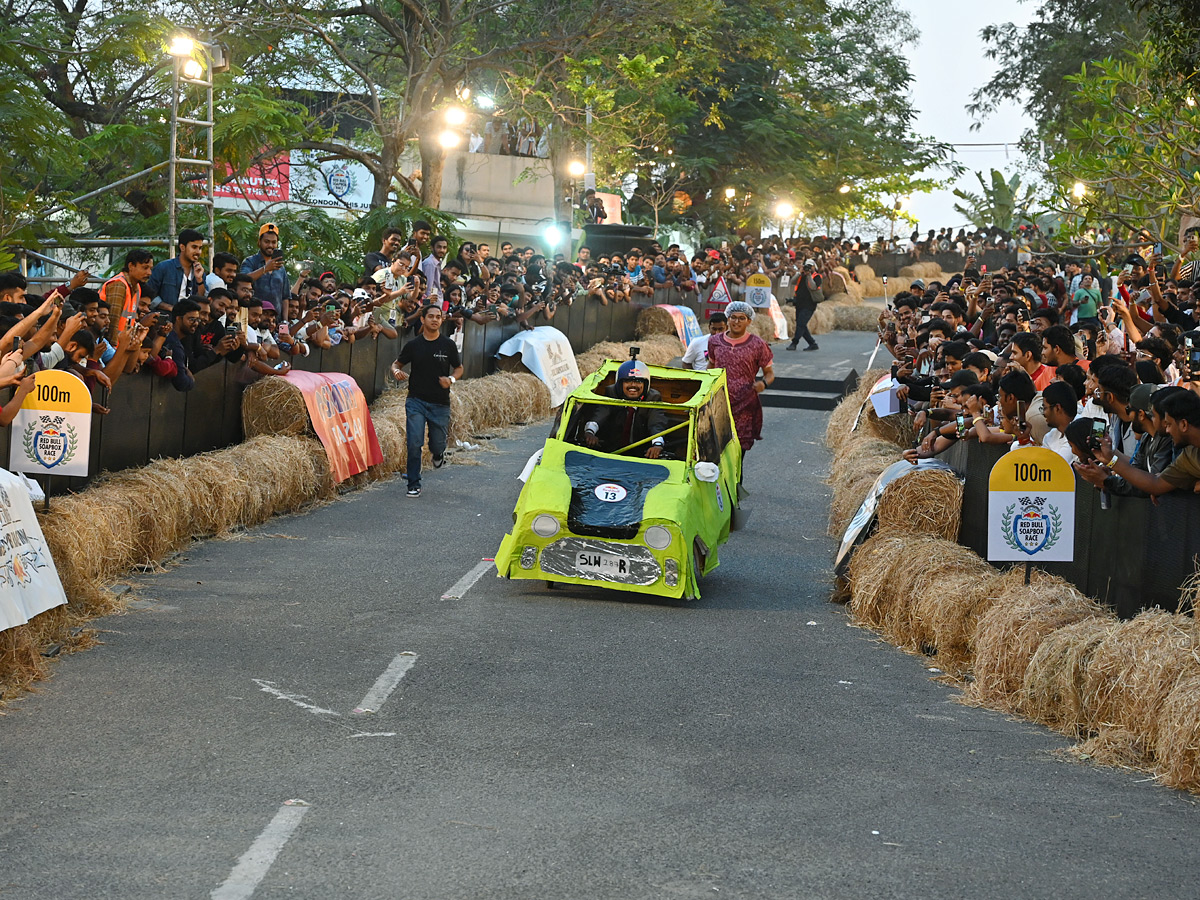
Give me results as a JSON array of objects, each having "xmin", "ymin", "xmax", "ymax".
[{"xmin": 562, "ymin": 397, "xmax": 691, "ymax": 460}]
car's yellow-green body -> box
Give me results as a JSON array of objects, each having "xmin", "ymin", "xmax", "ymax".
[{"xmin": 495, "ymin": 361, "xmax": 743, "ymax": 599}]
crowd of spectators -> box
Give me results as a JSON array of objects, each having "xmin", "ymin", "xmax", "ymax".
[{"xmin": 850, "ymin": 232, "xmax": 1200, "ymax": 500}]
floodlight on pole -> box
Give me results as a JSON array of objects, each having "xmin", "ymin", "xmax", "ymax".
[
  {"xmin": 169, "ymin": 35, "xmax": 195, "ymax": 57},
  {"xmin": 567, "ymin": 160, "xmax": 586, "ymax": 178},
  {"xmin": 1072, "ymin": 181, "xmax": 1087, "ymax": 200},
  {"xmin": 438, "ymin": 130, "xmax": 461, "ymax": 149},
  {"xmin": 544, "ymin": 224, "xmax": 564, "ymax": 247},
  {"xmin": 444, "ymin": 106, "xmax": 467, "ymax": 126},
  {"xmin": 838, "ymin": 183, "xmax": 852, "ymax": 194},
  {"xmin": 775, "ymin": 201, "xmax": 794, "ymax": 219},
  {"xmin": 476, "ymin": 95, "xmax": 495, "ymax": 110},
  {"xmin": 724, "ymin": 187, "xmax": 736, "ymax": 199},
  {"xmin": 182, "ymin": 59, "xmax": 204, "ymax": 80}
]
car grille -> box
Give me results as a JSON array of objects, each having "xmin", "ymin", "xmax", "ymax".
[{"xmin": 539, "ymin": 537, "xmax": 661, "ymax": 586}]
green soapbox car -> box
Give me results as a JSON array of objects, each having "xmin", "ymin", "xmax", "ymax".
[{"xmin": 495, "ymin": 360, "xmax": 745, "ymax": 599}]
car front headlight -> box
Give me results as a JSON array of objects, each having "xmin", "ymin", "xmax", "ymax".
[
  {"xmin": 644, "ymin": 525, "xmax": 672, "ymax": 550},
  {"xmin": 531, "ymin": 514, "xmax": 561, "ymax": 538}
]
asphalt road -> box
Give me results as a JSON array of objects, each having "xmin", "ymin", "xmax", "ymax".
[{"xmin": 2, "ymin": 332, "xmax": 1198, "ymax": 900}]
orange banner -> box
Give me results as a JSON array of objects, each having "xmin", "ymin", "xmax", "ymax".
[{"xmin": 285, "ymin": 371, "xmax": 383, "ymax": 483}]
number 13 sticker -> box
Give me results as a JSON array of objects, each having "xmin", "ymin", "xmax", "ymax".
[{"xmin": 594, "ymin": 483, "xmax": 628, "ymax": 503}]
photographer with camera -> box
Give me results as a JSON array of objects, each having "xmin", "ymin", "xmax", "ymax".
[{"xmin": 240, "ymin": 223, "xmax": 289, "ymax": 310}]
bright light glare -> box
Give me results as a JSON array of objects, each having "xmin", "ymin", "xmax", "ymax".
[
  {"xmin": 1072, "ymin": 181, "xmax": 1087, "ymax": 199},
  {"xmin": 169, "ymin": 35, "xmax": 194, "ymax": 57},
  {"xmin": 724, "ymin": 187, "xmax": 736, "ymax": 199},
  {"xmin": 1188, "ymin": 96, "xmax": 1197, "ymax": 108},
  {"xmin": 476, "ymin": 95, "xmax": 495, "ymax": 109},
  {"xmin": 775, "ymin": 201, "xmax": 794, "ymax": 219},
  {"xmin": 444, "ymin": 106, "xmax": 467, "ymax": 126},
  {"xmin": 543, "ymin": 225, "xmax": 564, "ymax": 247},
  {"xmin": 838, "ymin": 184, "xmax": 852, "ymax": 194},
  {"xmin": 567, "ymin": 160, "xmax": 586, "ymax": 178},
  {"xmin": 438, "ymin": 130, "xmax": 461, "ymax": 149},
  {"xmin": 182, "ymin": 59, "xmax": 204, "ymax": 80},
  {"xmin": 459, "ymin": 87, "xmax": 471, "ymax": 101}
]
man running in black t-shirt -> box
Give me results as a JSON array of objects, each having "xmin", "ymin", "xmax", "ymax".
[{"xmin": 391, "ymin": 305, "xmax": 463, "ymax": 497}]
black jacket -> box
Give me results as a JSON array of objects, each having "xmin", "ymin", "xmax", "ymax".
[{"xmin": 583, "ymin": 385, "xmax": 669, "ymax": 453}]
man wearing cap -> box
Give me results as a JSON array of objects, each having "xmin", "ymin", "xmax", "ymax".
[
  {"xmin": 582, "ymin": 356, "xmax": 668, "ymax": 458},
  {"xmin": 786, "ymin": 260, "xmax": 821, "ymax": 351},
  {"xmin": 240, "ymin": 223, "xmax": 289, "ymax": 310}
]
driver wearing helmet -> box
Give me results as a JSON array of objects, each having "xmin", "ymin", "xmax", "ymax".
[{"xmin": 582, "ymin": 357, "xmax": 669, "ymax": 458}]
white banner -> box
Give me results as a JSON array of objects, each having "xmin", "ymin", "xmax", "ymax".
[
  {"xmin": 497, "ymin": 326, "xmax": 582, "ymax": 407},
  {"xmin": 288, "ymin": 151, "xmax": 375, "ymax": 212},
  {"xmin": 9, "ymin": 370, "xmax": 92, "ymax": 477},
  {"xmin": 0, "ymin": 468, "xmax": 67, "ymax": 632}
]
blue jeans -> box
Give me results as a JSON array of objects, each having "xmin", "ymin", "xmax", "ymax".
[{"xmin": 405, "ymin": 397, "xmax": 450, "ymax": 489}]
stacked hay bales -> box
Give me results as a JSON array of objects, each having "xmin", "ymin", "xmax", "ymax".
[
  {"xmin": 825, "ymin": 364, "xmax": 1200, "ymax": 793},
  {"xmin": 635, "ymin": 306, "xmax": 680, "ymax": 339},
  {"xmin": 855, "ymin": 264, "xmax": 887, "ymax": 300},
  {"xmin": 575, "ymin": 334, "xmax": 680, "ymax": 377}
]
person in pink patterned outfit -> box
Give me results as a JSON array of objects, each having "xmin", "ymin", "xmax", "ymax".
[{"xmin": 706, "ymin": 300, "xmax": 775, "ymax": 454}]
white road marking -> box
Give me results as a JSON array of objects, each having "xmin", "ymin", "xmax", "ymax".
[
  {"xmin": 832, "ymin": 358, "xmax": 851, "ymax": 368},
  {"xmin": 441, "ymin": 558, "xmax": 495, "ymax": 600},
  {"xmin": 349, "ymin": 731, "xmax": 398, "ymax": 738},
  {"xmin": 252, "ymin": 679, "xmax": 340, "ymax": 717},
  {"xmin": 211, "ymin": 801, "xmax": 309, "ymax": 900},
  {"xmin": 352, "ymin": 652, "xmax": 418, "ymax": 714}
]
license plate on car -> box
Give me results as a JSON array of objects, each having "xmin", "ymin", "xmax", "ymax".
[{"xmin": 575, "ymin": 551, "xmax": 629, "ymax": 576}]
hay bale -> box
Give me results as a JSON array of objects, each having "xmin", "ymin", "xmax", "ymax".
[
  {"xmin": 1079, "ymin": 609, "xmax": 1200, "ymax": 755},
  {"xmin": 370, "ymin": 419, "xmax": 404, "ymax": 477},
  {"xmin": 875, "ymin": 470, "xmax": 963, "ymax": 542},
  {"xmin": 871, "ymin": 534, "xmax": 993, "ymax": 658},
  {"xmin": 450, "ymin": 372, "xmax": 553, "ymax": 439},
  {"xmin": 636, "ymin": 306, "xmax": 679, "ymax": 339},
  {"xmin": 1153, "ymin": 673, "xmax": 1200, "ymax": 792},
  {"xmin": 808, "ymin": 303, "xmax": 836, "ymax": 335},
  {"xmin": 910, "ymin": 560, "xmax": 1008, "ymax": 677},
  {"xmin": 1019, "ymin": 617, "xmax": 1116, "ymax": 735},
  {"xmin": 854, "ymin": 264, "xmax": 876, "ymax": 281},
  {"xmin": 825, "ymin": 395, "xmax": 866, "ymax": 451},
  {"xmin": 827, "ymin": 433, "xmax": 901, "ymax": 537},
  {"xmin": 243, "ymin": 376, "xmax": 311, "ymax": 438},
  {"xmin": 749, "ymin": 314, "xmax": 776, "ymax": 341},
  {"xmin": 968, "ymin": 570, "xmax": 1106, "ymax": 710},
  {"xmin": 898, "ymin": 265, "xmax": 917, "ymax": 278},
  {"xmin": 864, "ymin": 406, "xmax": 915, "ymax": 448},
  {"xmin": 0, "ymin": 625, "xmax": 47, "ymax": 699},
  {"xmin": 846, "ymin": 531, "xmax": 917, "ymax": 628},
  {"xmin": 834, "ymin": 305, "xmax": 883, "ymax": 332},
  {"xmin": 576, "ymin": 335, "xmax": 680, "ymax": 377}
]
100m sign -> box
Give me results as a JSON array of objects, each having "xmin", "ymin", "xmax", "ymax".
[{"xmin": 1011, "ymin": 461, "xmax": 1053, "ymax": 483}]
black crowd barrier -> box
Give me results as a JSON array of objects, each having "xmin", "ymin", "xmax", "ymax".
[
  {"xmin": 941, "ymin": 440, "xmax": 1197, "ymax": 618},
  {"xmin": 0, "ymin": 291, "xmax": 714, "ymax": 490}
]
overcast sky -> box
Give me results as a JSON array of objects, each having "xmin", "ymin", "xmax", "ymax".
[{"xmin": 898, "ymin": 0, "xmax": 1036, "ymax": 236}]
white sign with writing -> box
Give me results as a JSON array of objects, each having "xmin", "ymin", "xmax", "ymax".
[
  {"xmin": 988, "ymin": 447, "xmax": 1076, "ymax": 562},
  {"xmin": 0, "ymin": 468, "xmax": 67, "ymax": 632},
  {"xmin": 497, "ymin": 326, "xmax": 582, "ymax": 407}
]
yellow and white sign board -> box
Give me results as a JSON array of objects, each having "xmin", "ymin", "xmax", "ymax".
[
  {"xmin": 8, "ymin": 370, "xmax": 92, "ymax": 478},
  {"xmin": 745, "ymin": 273, "xmax": 773, "ymax": 308},
  {"xmin": 987, "ymin": 446, "xmax": 1075, "ymax": 562}
]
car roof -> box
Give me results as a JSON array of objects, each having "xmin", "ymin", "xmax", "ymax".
[{"xmin": 572, "ymin": 360, "xmax": 726, "ymax": 409}]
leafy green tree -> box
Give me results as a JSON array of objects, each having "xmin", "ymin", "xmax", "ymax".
[
  {"xmin": 953, "ymin": 169, "xmax": 1045, "ymax": 231},
  {"xmin": 1046, "ymin": 42, "xmax": 1200, "ymax": 250},
  {"xmin": 968, "ymin": 0, "xmax": 1141, "ymax": 152}
]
